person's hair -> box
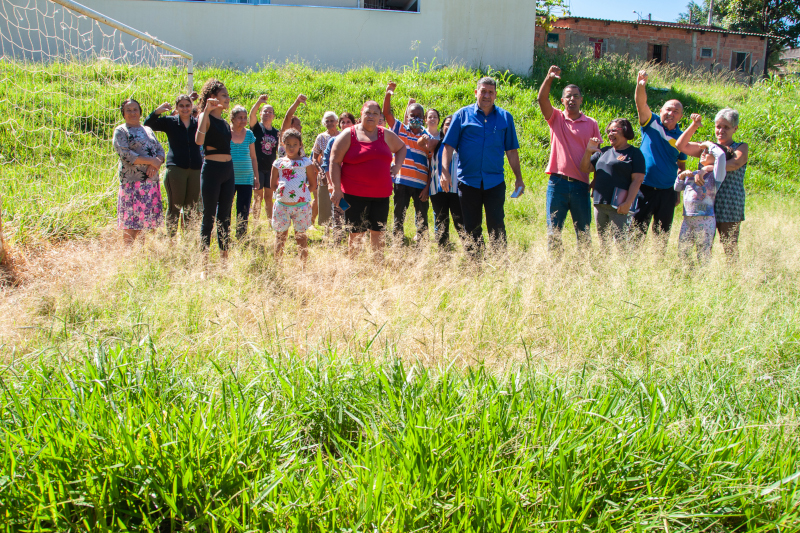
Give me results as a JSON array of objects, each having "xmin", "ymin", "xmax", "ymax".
[
  {"xmin": 175, "ymin": 94, "xmax": 192, "ymax": 107},
  {"xmin": 321, "ymin": 111, "xmax": 339, "ymax": 126},
  {"xmin": 197, "ymin": 78, "xmax": 225, "ymax": 112},
  {"xmin": 711, "ymin": 142, "xmax": 735, "ymax": 159},
  {"xmin": 435, "ymin": 114, "xmax": 454, "ymax": 153},
  {"xmin": 361, "ymin": 100, "xmax": 381, "ymax": 114},
  {"xmin": 339, "ymin": 112, "xmax": 356, "ymax": 127},
  {"xmin": 230, "ymin": 105, "xmax": 247, "ymax": 121},
  {"xmin": 407, "ymin": 102, "xmax": 424, "ymax": 116},
  {"xmin": 291, "ymin": 117, "xmax": 302, "ymax": 127},
  {"xmin": 427, "ymin": 108, "xmax": 441, "ymax": 123},
  {"xmin": 715, "ymin": 107, "xmax": 740, "ymax": 128},
  {"xmin": 282, "ymin": 128, "xmax": 303, "ymax": 145},
  {"xmin": 477, "ymin": 76, "xmax": 497, "ymax": 89},
  {"xmin": 607, "ymin": 118, "xmax": 634, "ymax": 141},
  {"xmin": 562, "ymin": 84, "xmax": 582, "ymax": 97},
  {"xmin": 119, "ymin": 98, "xmax": 141, "ymax": 118}
]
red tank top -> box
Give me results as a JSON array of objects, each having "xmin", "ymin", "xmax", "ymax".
[{"xmin": 341, "ymin": 126, "xmax": 393, "ymax": 198}]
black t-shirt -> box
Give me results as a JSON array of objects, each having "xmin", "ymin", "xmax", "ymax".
[
  {"xmin": 251, "ymin": 123, "xmax": 279, "ymax": 173},
  {"xmin": 590, "ymin": 145, "xmax": 646, "ymax": 205}
]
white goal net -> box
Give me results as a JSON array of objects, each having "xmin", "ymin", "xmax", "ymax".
[{"xmin": 0, "ymin": 0, "xmax": 192, "ymax": 241}]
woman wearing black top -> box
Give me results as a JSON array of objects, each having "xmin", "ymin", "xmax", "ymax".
[
  {"xmin": 195, "ymin": 79, "xmax": 234, "ymax": 269},
  {"xmin": 144, "ymin": 94, "xmax": 202, "ymax": 236}
]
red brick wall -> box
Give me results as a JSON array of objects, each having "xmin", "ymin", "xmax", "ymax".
[{"xmin": 536, "ymin": 19, "xmax": 767, "ymax": 71}]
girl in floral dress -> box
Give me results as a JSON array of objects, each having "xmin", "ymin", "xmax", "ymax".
[
  {"xmin": 270, "ymin": 129, "xmax": 318, "ymax": 263},
  {"xmin": 112, "ymin": 98, "xmax": 165, "ymax": 245}
]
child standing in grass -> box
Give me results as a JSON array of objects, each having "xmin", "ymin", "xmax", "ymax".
[
  {"xmin": 674, "ymin": 139, "xmax": 730, "ymax": 264},
  {"xmin": 230, "ymin": 105, "xmax": 259, "ymax": 240},
  {"xmin": 271, "ymin": 129, "xmax": 318, "ymax": 263}
]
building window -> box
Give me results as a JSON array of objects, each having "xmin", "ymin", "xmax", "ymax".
[
  {"xmin": 648, "ymin": 43, "xmax": 668, "ymax": 64},
  {"xmin": 547, "ymin": 33, "xmax": 559, "ymax": 49},
  {"xmin": 731, "ymin": 51, "xmax": 751, "ymax": 72},
  {"xmin": 700, "ymin": 48, "xmax": 713, "ymax": 58}
]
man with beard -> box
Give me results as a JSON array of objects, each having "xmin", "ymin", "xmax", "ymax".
[{"xmin": 538, "ymin": 65, "xmax": 601, "ymax": 255}]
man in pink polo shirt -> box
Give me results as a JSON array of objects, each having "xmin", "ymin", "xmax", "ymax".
[{"xmin": 538, "ymin": 65, "xmax": 601, "ymax": 254}]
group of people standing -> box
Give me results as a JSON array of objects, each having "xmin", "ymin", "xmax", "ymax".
[
  {"xmin": 538, "ymin": 66, "xmax": 748, "ymax": 262},
  {"xmin": 112, "ymin": 68, "xmax": 748, "ymax": 270}
]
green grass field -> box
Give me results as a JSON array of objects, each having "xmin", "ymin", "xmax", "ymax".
[{"xmin": 1, "ymin": 53, "xmax": 799, "ymax": 531}]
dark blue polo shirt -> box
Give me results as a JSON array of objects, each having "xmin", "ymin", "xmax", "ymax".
[{"xmin": 443, "ymin": 103, "xmax": 520, "ymax": 189}]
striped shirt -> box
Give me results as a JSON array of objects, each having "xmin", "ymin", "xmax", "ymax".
[
  {"xmin": 231, "ymin": 129, "xmax": 256, "ymax": 185},
  {"xmin": 392, "ymin": 121, "xmax": 430, "ymax": 189},
  {"xmin": 430, "ymin": 141, "xmax": 460, "ymax": 195},
  {"xmin": 641, "ymin": 112, "xmax": 688, "ymax": 189}
]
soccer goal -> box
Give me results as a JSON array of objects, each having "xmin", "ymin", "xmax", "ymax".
[{"xmin": 0, "ymin": 0, "xmax": 193, "ymax": 242}]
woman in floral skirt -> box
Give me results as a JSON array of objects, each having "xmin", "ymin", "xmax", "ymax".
[{"xmin": 113, "ymin": 98, "xmax": 165, "ymax": 245}]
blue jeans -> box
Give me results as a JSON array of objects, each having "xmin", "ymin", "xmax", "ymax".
[{"xmin": 545, "ymin": 175, "xmax": 592, "ymax": 252}]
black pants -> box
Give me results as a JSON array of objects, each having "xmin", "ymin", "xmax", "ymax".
[
  {"xmin": 633, "ymin": 184, "xmax": 678, "ymax": 241},
  {"xmin": 392, "ymin": 183, "xmax": 429, "ymax": 238},
  {"xmin": 200, "ymin": 159, "xmax": 235, "ymax": 251},
  {"xmin": 235, "ymin": 184, "xmax": 253, "ymax": 239},
  {"xmin": 458, "ymin": 181, "xmax": 506, "ymax": 254},
  {"xmin": 430, "ymin": 192, "xmax": 464, "ymax": 247}
]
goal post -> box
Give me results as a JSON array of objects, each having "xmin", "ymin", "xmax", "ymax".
[
  {"xmin": 0, "ymin": 0, "xmax": 194, "ymax": 242},
  {"xmin": 48, "ymin": 0, "xmax": 193, "ymax": 94}
]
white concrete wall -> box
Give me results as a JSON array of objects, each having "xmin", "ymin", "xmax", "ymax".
[{"xmin": 6, "ymin": 0, "xmax": 536, "ymax": 73}]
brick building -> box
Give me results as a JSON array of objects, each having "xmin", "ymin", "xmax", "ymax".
[{"xmin": 535, "ymin": 17, "xmax": 770, "ymax": 75}]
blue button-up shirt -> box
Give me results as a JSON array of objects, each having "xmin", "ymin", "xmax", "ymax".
[{"xmin": 442, "ymin": 103, "xmax": 519, "ymax": 189}]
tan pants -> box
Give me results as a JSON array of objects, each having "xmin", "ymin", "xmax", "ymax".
[{"xmin": 317, "ymin": 182, "xmax": 332, "ymax": 225}]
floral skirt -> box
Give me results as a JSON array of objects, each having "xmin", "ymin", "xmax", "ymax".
[{"xmin": 117, "ymin": 180, "xmax": 163, "ymax": 230}]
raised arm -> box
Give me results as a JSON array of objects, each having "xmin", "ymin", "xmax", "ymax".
[
  {"xmin": 675, "ymin": 113, "xmax": 705, "ymax": 158},
  {"xmin": 195, "ymin": 98, "xmax": 223, "ymax": 146},
  {"xmin": 579, "ymin": 137, "xmax": 601, "ymax": 174},
  {"xmin": 249, "ymin": 94, "xmax": 268, "ymax": 128},
  {"xmin": 144, "ymin": 102, "xmax": 172, "ymax": 131},
  {"xmin": 537, "ymin": 65, "xmax": 560, "ymax": 122},
  {"xmin": 635, "ymin": 70, "xmax": 652, "ymax": 126},
  {"xmin": 281, "ymin": 94, "xmax": 307, "ymax": 133},
  {"xmin": 382, "ymin": 81, "xmax": 397, "ymax": 129}
]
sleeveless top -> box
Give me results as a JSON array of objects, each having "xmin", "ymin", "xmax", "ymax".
[
  {"xmin": 341, "ymin": 126, "xmax": 393, "ymax": 198},
  {"xmin": 204, "ymin": 114, "xmax": 232, "ymax": 156},
  {"xmin": 714, "ymin": 141, "xmax": 746, "ymax": 223}
]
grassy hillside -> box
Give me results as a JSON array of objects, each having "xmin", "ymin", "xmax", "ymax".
[
  {"xmin": 1, "ymin": 52, "xmax": 799, "ymax": 242},
  {"xmin": 1, "ymin": 55, "xmax": 799, "ymax": 531}
]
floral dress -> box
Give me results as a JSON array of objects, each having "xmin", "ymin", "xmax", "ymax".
[{"xmin": 113, "ymin": 124, "xmax": 165, "ymax": 230}]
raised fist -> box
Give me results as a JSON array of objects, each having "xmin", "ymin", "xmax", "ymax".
[
  {"xmin": 637, "ymin": 70, "xmax": 648, "ymax": 86},
  {"xmin": 386, "ymin": 81, "xmax": 397, "ymax": 94},
  {"xmin": 548, "ymin": 65, "xmax": 561, "ymax": 79}
]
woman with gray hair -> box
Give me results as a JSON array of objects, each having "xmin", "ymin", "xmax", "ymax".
[
  {"xmin": 675, "ymin": 107, "xmax": 749, "ymax": 260},
  {"xmin": 312, "ymin": 110, "xmax": 340, "ymax": 228},
  {"xmin": 229, "ymin": 104, "xmax": 259, "ymax": 239}
]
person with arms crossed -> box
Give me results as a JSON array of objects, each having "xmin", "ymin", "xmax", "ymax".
[
  {"xmin": 441, "ymin": 77, "xmax": 524, "ymax": 256},
  {"xmin": 633, "ymin": 70, "xmax": 687, "ymax": 249},
  {"xmin": 537, "ymin": 65, "xmax": 600, "ymax": 255}
]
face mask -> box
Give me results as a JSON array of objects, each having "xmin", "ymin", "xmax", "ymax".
[{"xmin": 408, "ymin": 117, "xmax": 424, "ymax": 130}]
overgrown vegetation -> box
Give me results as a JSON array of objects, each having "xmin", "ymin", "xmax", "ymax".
[{"xmin": 1, "ymin": 55, "xmax": 799, "ymax": 531}]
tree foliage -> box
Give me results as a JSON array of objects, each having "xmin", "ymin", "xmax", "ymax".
[{"xmin": 537, "ymin": 0, "xmax": 569, "ymax": 33}]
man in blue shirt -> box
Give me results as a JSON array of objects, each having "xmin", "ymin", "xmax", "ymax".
[
  {"xmin": 633, "ymin": 70, "xmax": 687, "ymax": 248},
  {"xmin": 441, "ymin": 77, "xmax": 524, "ymax": 254}
]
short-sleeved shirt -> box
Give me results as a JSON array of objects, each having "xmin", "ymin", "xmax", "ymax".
[
  {"xmin": 322, "ymin": 135, "xmax": 336, "ymax": 172},
  {"xmin": 545, "ymin": 109, "xmax": 601, "ymax": 184},
  {"xmin": 250, "ymin": 123, "xmax": 279, "ymax": 173},
  {"xmin": 641, "ymin": 112, "xmax": 688, "ymax": 189},
  {"xmin": 391, "ymin": 121, "xmax": 431, "ymax": 190},
  {"xmin": 313, "ymin": 132, "xmax": 334, "ymax": 157},
  {"xmin": 442, "ymin": 103, "xmax": 519, "ymax": 189},
  {"xmin": 231, "ymin": 129, "xmax": 256, "ymax": 185},
  {"xmin": 272, "ymin": 156, "xmax": 314, "ymax": 204},
  {"xmin": 590, "ymin": 145, "xmax": 646, "ymax": 205},
  {"xmin": 430, "ymin": 141, "xmax": 459, "ymax": 195}
]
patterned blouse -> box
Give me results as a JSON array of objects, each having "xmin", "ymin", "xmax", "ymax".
[
  {"xmin": 714, "ymin": 141, "xmax": 747, "ymax": 223},
  {"xmin": 112, "ymin": 124, "xmax": 165, "ymax": 184}
]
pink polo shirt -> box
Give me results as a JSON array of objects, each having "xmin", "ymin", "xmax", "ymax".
[{"xmin": 545, "ymin": 109, "xmax": 601, "ymax": 184}]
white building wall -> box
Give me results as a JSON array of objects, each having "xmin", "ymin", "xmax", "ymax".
[{"xmin": 21, "ymin": 0, "xmax": 536, "ymax": 74}]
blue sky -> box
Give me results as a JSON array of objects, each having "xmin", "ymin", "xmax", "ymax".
[{"xmin": 559, "ymin": 0, "xmax": 686, "ymax": 23}]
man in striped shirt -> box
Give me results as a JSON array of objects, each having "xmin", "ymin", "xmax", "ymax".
[{"xmin": 383, "ymin": 81, "xmax": 432, "ymax": 243}]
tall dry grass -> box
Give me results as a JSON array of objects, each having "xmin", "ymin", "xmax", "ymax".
[{"xmin": 2, "ymin": 195, "xmax": 798, "ymax": 380}]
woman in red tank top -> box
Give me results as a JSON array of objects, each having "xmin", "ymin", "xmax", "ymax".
[{"xmin": 330, "ymin": 100, "xmax": 407, "ymax": 259}]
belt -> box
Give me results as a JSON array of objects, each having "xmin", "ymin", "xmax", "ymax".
[{"xmin": 552, "ymin": 173, "xmax": 580, "ymax": 182}]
